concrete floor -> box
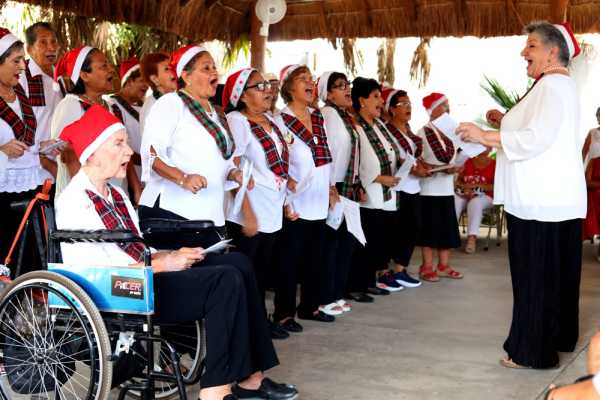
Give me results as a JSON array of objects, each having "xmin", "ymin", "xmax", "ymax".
[{"xmin": 113, "ymin": 237, "xmax": 600, "ymax": 400}]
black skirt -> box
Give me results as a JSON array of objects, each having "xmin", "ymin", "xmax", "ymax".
[
  {"xmin": 416, "ymin": 195, "xmax": 460, "ymax": 249},
  {"xmin": 503, "ymin": 213, "xmax": 582, "ymax": 368}
]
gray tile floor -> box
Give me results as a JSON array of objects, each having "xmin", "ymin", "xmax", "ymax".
[{"xmin": 114, "ymin": 237, "xmax": 600, "ymax": 400}]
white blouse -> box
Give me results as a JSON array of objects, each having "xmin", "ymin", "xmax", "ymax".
[
  {"xmin": 0, "ymin": 97, "xmax": 47, "ymax": 193},
  {"xmin": 225, "ymin": 111, "xmax": 287, "ymax": 233},
  {"xmin": 139, "ymin": 93, "xmax": 158, "ymax": 137},
  {"xmin": 139, "ymin": 92, "xmax": 236, "ymax": 226},
  {"xmin": 56, "ymin": 170, "xmax": 138, "ymax": 266},
  {"xmin": 19, "ymin": 59, "xmax": 63, "ymax": 185},
  {"xmin": 393, "ymin": 127, "xmax": 421, "ymax": 195},
  {"xmin": 357, "ymin": 120, "xmax": 402, "ymax": 211},
  {"xmin": 277, "ymin": 106, "xmax": 331, "ymax": 221},
  {"xmin": 417, "ymin": 123, "xmax": 456, "ymax": 197},
  {"xmin": 321, "ymin": 105, "xmax": 357, "ymax": 185},
  {"xmin": 51, "ymin": 94, "xmax": 126, "ymax": 197},
  {"xmin": 495, "ymin": 74, "xmax": 586, "ymax": 222}
]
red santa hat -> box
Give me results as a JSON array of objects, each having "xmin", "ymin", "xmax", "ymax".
[
  {"xmin": 279, "ymin": 64, "xmax": 302, "ymax": 85},
  {"xmin": 222, "ymin": 67, "xmax": 256, "ymax": 108},
  {"xmin": 381, "ymin": 87, "xmax": 400, "ymax": 113},
  {"xmin": 59, "ymin": 104, "xmax": 126, "ymax": 164},
  {"xmin": 53, "ymin": 52, "xmax": 68, "ymax": 83},
  {"xmin": 170, "ymin": 45, "xmax": 208, "ymax": 78},
  {"xmin": 62, "ymin": 46, "xmax": 95, "ymax": 85},
  {"xmin": 0, "ymin": 28, "xmax": 19, "ymax": 57},
  {"xmin": 422, "ymin": 92, "xmax": 447, "ymax": 115},
  {"xmin": 316, "ymin": 71, "xmax": 334, "ymax": 103},
  {"xmin": 553, "ymin": 22, "xmax": 581, "ymax": 59},
  {"xmin": 119, "ymin": 57, "xmax": 140, "ymax": 87}
]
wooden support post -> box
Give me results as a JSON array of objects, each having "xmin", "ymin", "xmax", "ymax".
[
  {"xmin": 550, "ymin": 0, "xmax": 569, "ymax": 23},
  {"xmin": 250, "ymin": 0, "xmax": 266, "ymax": 73}
]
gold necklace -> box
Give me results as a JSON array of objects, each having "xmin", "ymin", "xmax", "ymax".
[{"xmin": 541, "ymin": 64, "xmax": 569, "ymax": 75}]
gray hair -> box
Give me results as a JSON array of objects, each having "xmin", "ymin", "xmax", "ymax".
[{"xmin": 524, "ymin": 21, "xmax": 570, "ymax": 67}]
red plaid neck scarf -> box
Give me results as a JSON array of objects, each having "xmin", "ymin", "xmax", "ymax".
[
  {"xmin": 424, "ymin": 125, "xmax": 455, "ymax": 164},
  {"xmin": 112, "ymin": 94, "xmax": 139, "ymax": 121},
  {"xmin": 177, "ymin": 90, "xmax": 235, "ymax": 160},
  {"xmin": 385, "ymin": 122, "xmax": 423, "ymax": 158},
  {"xmin": 0, "ymin": 84, "xmax": 37, "ymax": 146},
  {"xmin": 281, "ymin": 109, "xmax": 332, "ymax": 167},
  {"xmin": 85, "ymin": 185, "xmax": 146, "ymax": 263},
  {"xmin": 248, "ymin": 119, "xmax": 289, "ymax": 179},
  {"xmin": 359, "ymin": 116, "xmax": 402, "ymax": 202},
  {"xmin": 324, "ymin": 102, "xmax": 362, "ymax": 201},
  {"xmin": 24, "ymin": 60, "xmax": 45, "ymax": 107},
  {"xmin": 80, "ymin": 98, "xmax": 124, "ymax": 122}
]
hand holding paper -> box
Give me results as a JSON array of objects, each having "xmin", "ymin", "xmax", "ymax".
[{"xmin": 432, "ymin": 113, "xmax": 486, "ymax": 158}]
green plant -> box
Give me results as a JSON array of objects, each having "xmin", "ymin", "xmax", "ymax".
[
  {"xmin": 222, "ymin": 34, "xmax": 250, "ymax": 70},
  {"xmin": 480, "ymin": 76, "xmax": 524, "ymax": 111}
]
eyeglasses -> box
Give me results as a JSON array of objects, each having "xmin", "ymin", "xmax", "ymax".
[
  {"xmin": 394, "ymin": 101, "xmax": 412, "ymax": 108},
  {"xmin": 332, "ymin": 82, "xmax": 351, "ymax": 90},
  {"xmin": 246, "ymin": 81, "xmax": 273, "ymax": 92}
]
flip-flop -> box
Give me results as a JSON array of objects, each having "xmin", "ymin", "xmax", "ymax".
[{"xmin": 499, "ymin": 357, "xmax": 531, "ymax": 369}]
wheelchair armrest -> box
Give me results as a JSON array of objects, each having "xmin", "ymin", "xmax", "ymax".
[
  {"xmin": 50, "ymin": 229, "xmax": 146, "ymax": 244},
  {"xmin": 140, "ymin": 218, "xmax": 215, "ymax": 234}
]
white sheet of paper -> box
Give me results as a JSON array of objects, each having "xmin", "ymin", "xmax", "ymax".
[
  {"xmin": 202, "ymin": 239, "xmax": 233, "ymax": 254},
  {"xmin": 326, "ymin": 200, "xmax": 345, "ymax": 230},
  {"xmin": 432, "ymin": 113, "xmax": 486, "ymax": 158},
  {"xmin": 224, "ymin": 181, "xmax": 240, "ymax": 191},
  {"xmin": 341, "ymin": 197, "xmax": 366, "ymax": 245},
  {"xmin": 392, "ymin": 154, "xmax": 416, "ymax": 191},
  {"xmin": 230, "ymin": 159, "xmax": 253, "ymax": 215}
]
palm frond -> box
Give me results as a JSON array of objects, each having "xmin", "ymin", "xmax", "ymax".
[{"xmin": 480, "ymin": 76, "xmax": 522, "ymax": 111}]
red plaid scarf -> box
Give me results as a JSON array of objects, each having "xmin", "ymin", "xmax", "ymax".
[
  {"xmin": 24, "ymin": 60, "xmax": 45, "ymax": 107},
  {"xmin": 85, "ymin": 185, "xmax": 146, "ymax": 263},
  {"xmin": 385, "ymin": 122, "xmax": 423, "ymax": 158},
  {"xmin": 248, "ymin": 119, "xmax": 289, "ymax": 179},
  {"xmin": 80, "ymin": 99, "xmax": 124, "ymax": 122},
  {"xmin": 112, "ymin": 94, "xmax": 139, "ymax": 121},
  {"xmin": 324, "ymin": 102, "xmax": 362, "ymax": 201},
  {"xmin": 359, "ymin": 116, "xmax": 403, "ymax": 202},
  {"xmin": 281, "ymin": 109, "xmax": 332, "ymax": 167},
  {"xmin": 424, "ymin": 125, "xmax": 455, "ymax": 164},
  {"xmin": 178, "ymin": 90, "xmax": 235, "ymax": 160},
  {"xmin": 0, "ymin": 84, "xmax": 37, "ymax": 146}
]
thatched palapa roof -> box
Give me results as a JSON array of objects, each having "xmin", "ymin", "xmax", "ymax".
[{"xmin": 3, "ymin": 0, "xmax": 600, "ymax": 43}]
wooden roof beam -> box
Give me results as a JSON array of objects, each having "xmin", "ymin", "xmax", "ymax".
[{"xmin": 550, "ymin": 0, "xmax": 569, "ymax": 23}]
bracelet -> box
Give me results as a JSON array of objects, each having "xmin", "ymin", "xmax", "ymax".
[{"xmin": 178, "ymin": 173, "xmax": 187, "ymax": 186}]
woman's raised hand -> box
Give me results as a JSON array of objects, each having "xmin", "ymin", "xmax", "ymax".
[
  {"xmin": 377, "ymin": 175, "xmax": 401, "ymax": 187},
  {"xmin": 0, "ymin": 139, "xmax": 28, "ymax": 159},
  {"xmin": 486, "ymin": 109, "xmax": 504, "ymax": 129}
]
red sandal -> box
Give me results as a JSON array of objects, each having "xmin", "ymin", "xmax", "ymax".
[
  {"xmin": 437, "ymin": 264, "xmax": 463, "ymax": 279},
  {"xmin": 419, "ymin": 265, "xmax": 440, "ymax": 282}
]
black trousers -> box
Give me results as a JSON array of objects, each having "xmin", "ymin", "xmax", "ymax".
[
  {"xmin": 227, "ymin": 222, "xmax": 279, "ymax": 307},
  {"xmin": 393, "ymin": 192, "xmax": 422, "ymax": 267},
  {"xmin": 503, "ymin": 213, "xmax": 582, "ymax": 368},
  {"xmin": 323, "ymin": 221, "xmax": 358, "ymax": 304},
  {"xmin": 0, "ymin": 187, "xmax": 45, "ymax": 277},
  {"xmin": 349, "ymin": 208, "xmax": 396, "ymax": 292},
  {"xmin": 273, "ymin": 218, "xmax": 326, "ymax": 321}
]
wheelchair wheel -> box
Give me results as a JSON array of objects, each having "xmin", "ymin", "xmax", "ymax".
[
  {"xmin": 0, "ymin": 271, "xmax": 112, "ymax": 400},
  {"xmin": 125, "ymin": 320, "xmax": 205, "ymax": 399}
]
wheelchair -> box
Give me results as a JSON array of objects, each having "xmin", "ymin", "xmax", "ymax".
[{"xmin": 0, "ymin": 183, "xmax": 214, "ymax": 400}]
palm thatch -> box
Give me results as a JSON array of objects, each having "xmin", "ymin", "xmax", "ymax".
[{"xmin": 2, "ymin": 0, "xmax": 600, "ymax": 45}]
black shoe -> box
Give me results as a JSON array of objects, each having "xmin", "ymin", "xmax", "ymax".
[
  {"xmin": 269, "ymin": 321, "xmax": 290, "ymax": 340},
  {"xmin": 233, "ymin": 378, "xmax": 298, "ymax": 399},
  {"xmin": 276, "ymin": 318, "xmax": 303, "ymax": 333},
  {"xmin": 346, "ymin": 292, "xmax": 374, "ymax": 303},
  {"xmin": 297, "ymin": 310, "xmax": 335, "ymax": 322},
  {"xmin": 223, "ymin": 395, "xmax": 238, "ymax": 400},
  {"xmin": 367, "ymin": 287, "xmax": 390, "ymax": 296}
]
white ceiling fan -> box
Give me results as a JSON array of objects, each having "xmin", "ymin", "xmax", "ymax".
[{"xmin": 255, "ymin": 0, "xmax": 287, "ymax": 37}]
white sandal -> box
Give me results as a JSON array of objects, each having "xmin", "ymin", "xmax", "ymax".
[
  {"xmin": 336, "ymin": 299, "xmax": 351, "ymax": 312},
  {"xmin": 319, "ymin": 302, "xmax": 344, "ymax": 316}
]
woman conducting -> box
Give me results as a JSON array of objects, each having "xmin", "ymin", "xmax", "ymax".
[
  {"xmin": 459, "ymin": 21, "xmax": 586, "ymax": 369},
  {"xmin": 56, "ymin": 105, "xmax": 297, "ymax": 400}
]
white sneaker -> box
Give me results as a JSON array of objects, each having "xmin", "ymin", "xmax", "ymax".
[
  {"xmin": 376, "ymin": 282, "xmax": 404, "ymax": 292},
  {"xmin": 319, "ymin": 302, "xmax": 344, "ymax": 316},
  {"xmin": 336, "ymin": 299, "xmax": 351, "ymax": 312}
]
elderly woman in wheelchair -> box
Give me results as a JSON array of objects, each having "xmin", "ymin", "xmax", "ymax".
[{"xmin": 0, "ymin": 105, "xmax": 297, "ymax": 400}]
